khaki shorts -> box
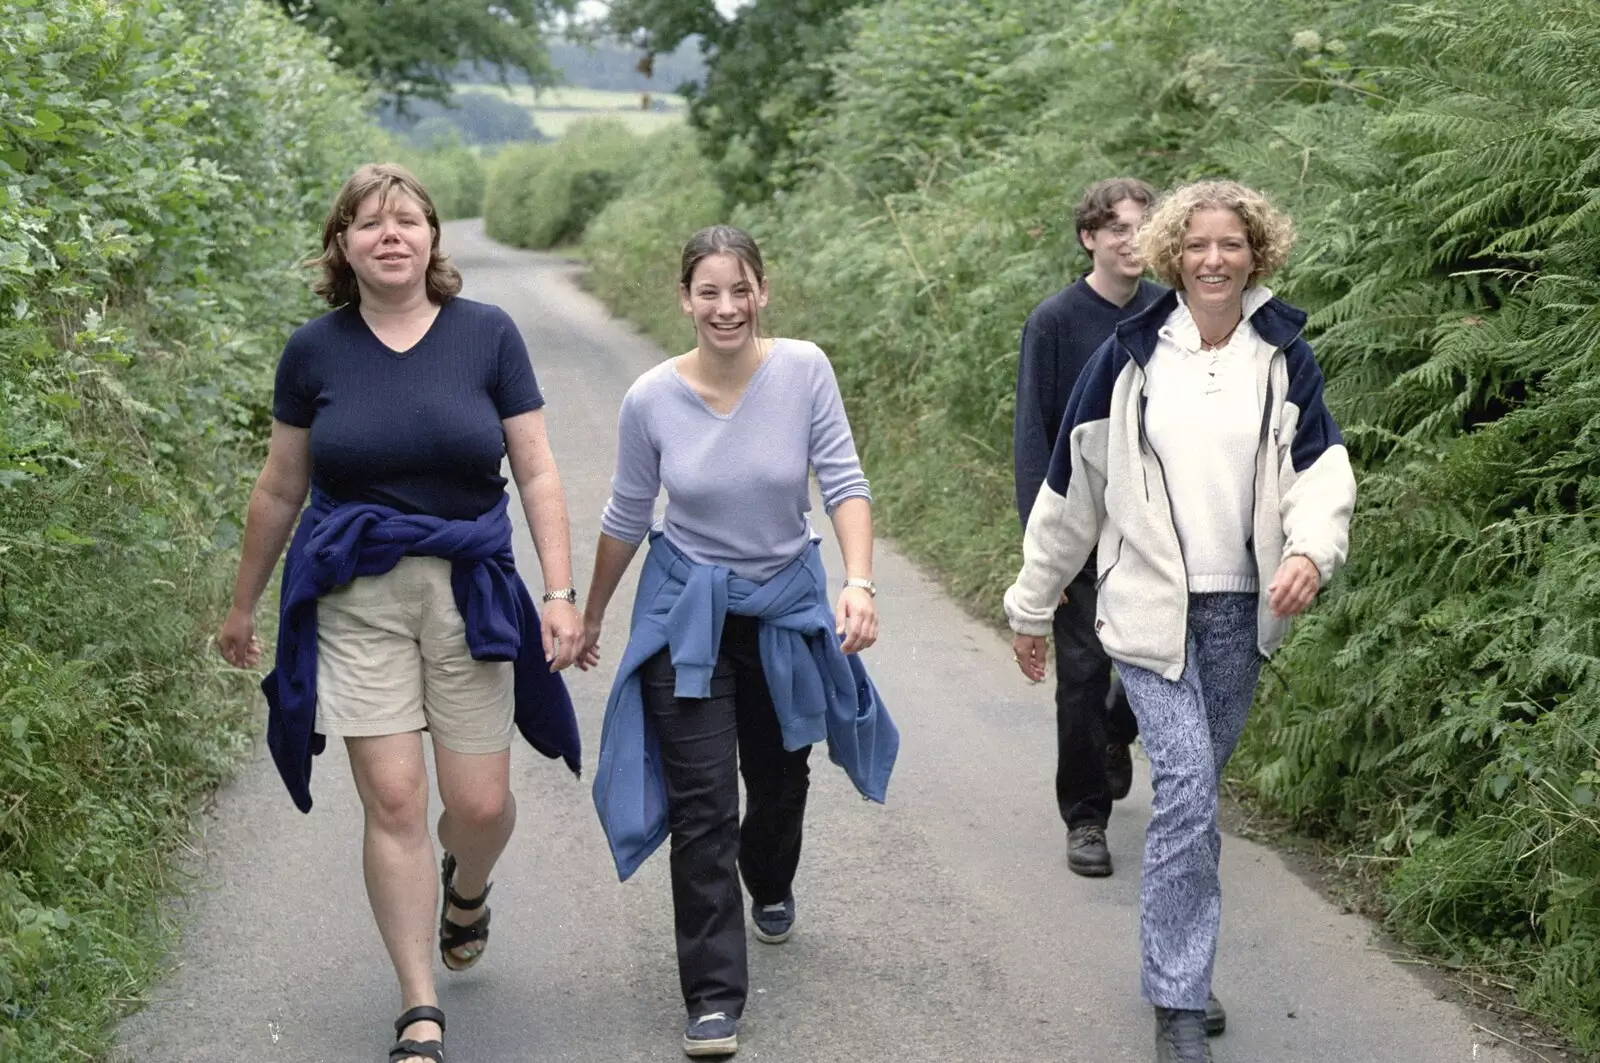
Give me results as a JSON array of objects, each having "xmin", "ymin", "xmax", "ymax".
[{"xmin": 316, "ymin": 556, "xmax": 515, "ymax": 754}]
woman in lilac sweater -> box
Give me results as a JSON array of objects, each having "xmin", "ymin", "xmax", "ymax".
[{"xmin": 576, "ymin": 226, "xmax": 887, "ymax": 1059}]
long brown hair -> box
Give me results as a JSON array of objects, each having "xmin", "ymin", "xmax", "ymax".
[
  {"xmin": 305, "ymin": 162, "xmax": 463, "ymax": 307},
  {"xmin": 679, "ymin": 225, "xmax": 767, "ymax": 342}
]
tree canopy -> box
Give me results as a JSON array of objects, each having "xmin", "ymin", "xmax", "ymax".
[
  {"xmin": 605, "ymin": 0, "xmax": 870, "ymax": 203},
  {"xmin": 277, "ymin": 0, "xmax": 571, "ymax": 104}
]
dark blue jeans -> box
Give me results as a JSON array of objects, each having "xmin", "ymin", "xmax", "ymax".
[
  {"xmin": 1054, "ymin": 567, "xmax": 1140, "ymax": 830},
  {"xmin": 639, "ymin": 615, "xmax": 812, "ymax": 1018}
]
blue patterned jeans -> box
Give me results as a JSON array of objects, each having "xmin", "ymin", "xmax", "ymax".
[{"xmin": 1116, "ymin": 593, "xmax": 1262, "ymax": 1010}]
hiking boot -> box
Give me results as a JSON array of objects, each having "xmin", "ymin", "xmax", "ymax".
[
  {"xmin": 683, "ymin": 1012, "xmax": 738, "ymax": 1058},
  {"xmin": 1066, "ymin": 825, "xmax": 1112, "ymax": 877},
  {"xmin": 1154, "ymin": 1007, "xmax": 1212, "ymax": 1063},
  {"xmin": 1106, "ymin": 741, "xmax": 1134, "ymax": 801},
  {"xmin": 751, "ymin": 892, "xmax": 795, "ymax": 944},
  {"xmin": 1205, "ymin": 992, "xmax": 1225, "ymax": 1036}
]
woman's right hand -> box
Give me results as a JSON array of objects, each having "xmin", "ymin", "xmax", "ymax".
[
  {"xmin": 575, "ymin": 612, "xmax": 604, "ymax": 671},
  {"xmin": 1012, "ymin": 633, "xmax": 1049, "ymax": 683},
  {"xmin": 218, "ymin": 605, "xmax": 261, "ymax": 669}
]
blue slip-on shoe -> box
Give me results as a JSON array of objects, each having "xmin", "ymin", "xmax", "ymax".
[
  {"xmin": 750, "ymin": 892, "xmax": 795, "ymax": 944},
  {"xmin": 682, "ymin": 1012, "xmax": 739, "ymax": 1058}
]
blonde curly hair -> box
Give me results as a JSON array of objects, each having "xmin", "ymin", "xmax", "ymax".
[{"xmin": 1137, "ymin": 180, "xmax": 1295, "ymax": 291}]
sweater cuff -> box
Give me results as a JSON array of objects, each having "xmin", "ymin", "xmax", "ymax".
[
  {"xmin": 1003, "ymin": 584, "xmax": 1056, "ymax": 636},
  {"xmin": 1285, "ymin": 547, "xmax": 1334, "ymax": 587}
]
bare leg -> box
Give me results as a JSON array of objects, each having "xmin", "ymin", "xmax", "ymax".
[
  {"xmin": 347, "ymin": 733, "xmax": 441, "ymax": 1058},
  {"xmin": 434, "ymin": 743, "xmax": 516, "ymax": 965}
]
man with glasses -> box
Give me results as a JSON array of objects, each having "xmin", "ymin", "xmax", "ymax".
[{"xmin": 1013, "ymin": 177, "xmax": 1163, "ymax": 878}]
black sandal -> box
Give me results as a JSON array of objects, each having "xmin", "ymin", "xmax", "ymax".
[
  {"xmin": 389, "ymin": 1005, "xmax": 445, "ymax": 1063},
  {"xmin": 439, "ymin": 852, "xmax": 492, "ymax": 972}
]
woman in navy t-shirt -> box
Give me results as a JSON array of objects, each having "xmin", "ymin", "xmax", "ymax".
[{"xmin": 217, "ymin": 163, "xmax": 583, "ymax": 1063}]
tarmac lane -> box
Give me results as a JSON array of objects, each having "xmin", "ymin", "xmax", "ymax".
[{"xmin": 115, "ymin": 219, "xmax": 1514, "ymax": 1063}]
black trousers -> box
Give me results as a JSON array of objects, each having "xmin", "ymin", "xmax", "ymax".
[
  {"xmin": 639, "ymin": 615, "xmax": 811, "ymax": 1018},
  {"xmin": 1053, "ymin": 568, "xmax": 1140, "ymax": 830}
]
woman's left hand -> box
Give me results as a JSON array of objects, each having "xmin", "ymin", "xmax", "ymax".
[
  {"xmin": 1268, "ymin": 555, "xmax": 1321, "ymax": 618},
  {"xmin": 541, "ymin": 598, "xmax": 583, "ymax": 671},
  {"xmin": 835, "ymin": 586, "xmax": 878, "ymax": 655}
]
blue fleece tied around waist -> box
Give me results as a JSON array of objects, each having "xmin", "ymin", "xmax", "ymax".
[
  {"xmin": 263, "ymin": 491, "xmax": 581, "ymax": 812},
  {"xmin": 592, "ymin": 532, "xmax": 898, "ymax": 881}
]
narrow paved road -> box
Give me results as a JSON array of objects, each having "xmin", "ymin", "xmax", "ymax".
[{"xmin": 118, "ymin": 221, "xmax": 1514, "ymax": 1063}]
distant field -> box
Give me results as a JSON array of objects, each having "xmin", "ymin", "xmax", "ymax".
[{"xmin": 460, "ymin": 83, "xmax": 686, "ymax": 138}]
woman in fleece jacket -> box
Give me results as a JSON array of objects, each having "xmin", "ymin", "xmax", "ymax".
[{"xmin": 1004, "ymin": 180, "xmax": 1356, "ymax": 1063}]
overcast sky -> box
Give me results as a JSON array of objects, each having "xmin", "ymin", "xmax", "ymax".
[{"xmin": 573, "ymin": 0, "xmax": 748, "ymax": 20}]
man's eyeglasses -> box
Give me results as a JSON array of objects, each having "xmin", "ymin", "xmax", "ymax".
[{"xmin": 1101, "ymin": 222, "xmax": 1139, "ymax": 242}]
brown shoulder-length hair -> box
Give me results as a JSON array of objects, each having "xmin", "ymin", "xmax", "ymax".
[{"xmin": 305, "ymin": 162, "xmax": 463, "ymax": 307}]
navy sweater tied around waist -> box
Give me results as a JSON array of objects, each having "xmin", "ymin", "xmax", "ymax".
[{"xmin": 262, "ymin": 491, "xmax": 582, "ymax": 812}]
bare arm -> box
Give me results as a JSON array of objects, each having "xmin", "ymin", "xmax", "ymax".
[
  {"xmin": 217, "ymin": 421, "xmax": 311, "ymax": 668},
  {"xmin": 576, "ymin": 532, "xmax": 643, "ymax": 671},
  {"xmin": 504, "ymin": 408, "xmax": 580, "ymax": 671},
  {"xmin": 829, "ymin": 496, "xmax": 878, "ymax": 654}
]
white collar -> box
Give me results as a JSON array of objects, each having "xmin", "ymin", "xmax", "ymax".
[{"xmin": 1162, "ymin": 286, "xmax": 1274, "ymax": 355}]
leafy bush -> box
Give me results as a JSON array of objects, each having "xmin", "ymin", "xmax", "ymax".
[
  {"xmin": 579, "ymin": 132, "xmax": 727, "ymax": 350},
  {"xmin": 481, "ymin": 119, "xmax": 644, "ymax": 249},
  {"xmin": 576, "ymin": 0, "xmax": 1600, "ymax": 1050},
  {"xmin": 0, "ymin": 1, "xmax": 380, "ymax": 1058},
  {"xmin": 392, "ymin": 135, "xmax": 487, "ymax": 220}
]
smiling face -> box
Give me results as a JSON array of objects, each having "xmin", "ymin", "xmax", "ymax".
[
  {"xmin": 1180, "ymin": 206, "xmax": 1255, "ymax": 315},
  {"xmin": 340, "ymin": 188, "xmax": 434, "ymax": 299},
  {"xmin": 1079, "ymin": 196, "xmax": 1148, "ymax": 284},
  {"xmin": 679, "ymin": 250, "xmax": 769, "ymax": 357}
]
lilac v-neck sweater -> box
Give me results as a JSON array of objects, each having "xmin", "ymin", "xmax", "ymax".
[{"xmin": 600, "ymin": 339, "xmax": 872, "ymax": 582}]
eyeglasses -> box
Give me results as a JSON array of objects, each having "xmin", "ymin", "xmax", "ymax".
[{"xmin": 1101, "ymin": 222, "xmax": 1139, "ymax": 242}]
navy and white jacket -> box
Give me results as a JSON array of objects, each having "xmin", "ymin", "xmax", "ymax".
[{"xmin": 1004, "ymin": 288, "xmax": 1357, "ymax": 680}]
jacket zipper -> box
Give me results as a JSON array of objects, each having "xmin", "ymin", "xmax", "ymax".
[
  {"xmin": 1128, "ymin": 321, "xmax": 1304, "ymax": 674},
  {"xmin": 1128, "ymin": 346, "xmax": 1190, "ymax": 672},
  {"xmin": 1249, "ymin": 328, "xmax": 1302, "ymax": 587}
]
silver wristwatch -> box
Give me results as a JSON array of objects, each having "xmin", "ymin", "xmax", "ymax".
[
  {"xmin": 843, "ymin": 577, "xmax": 876, "ymax": 597},
  {"xmin": 541, "ymin": 588, "xmax": 578, "ymax": 604}
]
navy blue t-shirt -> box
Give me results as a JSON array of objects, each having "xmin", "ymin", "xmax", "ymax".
[{"xmin": 272, "ymin": 297, "xmax": 544, "ymax": 520}]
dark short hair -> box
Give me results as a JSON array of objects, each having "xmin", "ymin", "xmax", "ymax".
[
  {"xmin": 305, "ymin": 162, "xmax": 462, "ymax": 307},
  {"xmin": 1074, "ymin": 177, "xmax": 1158, "ymax": 250}
]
